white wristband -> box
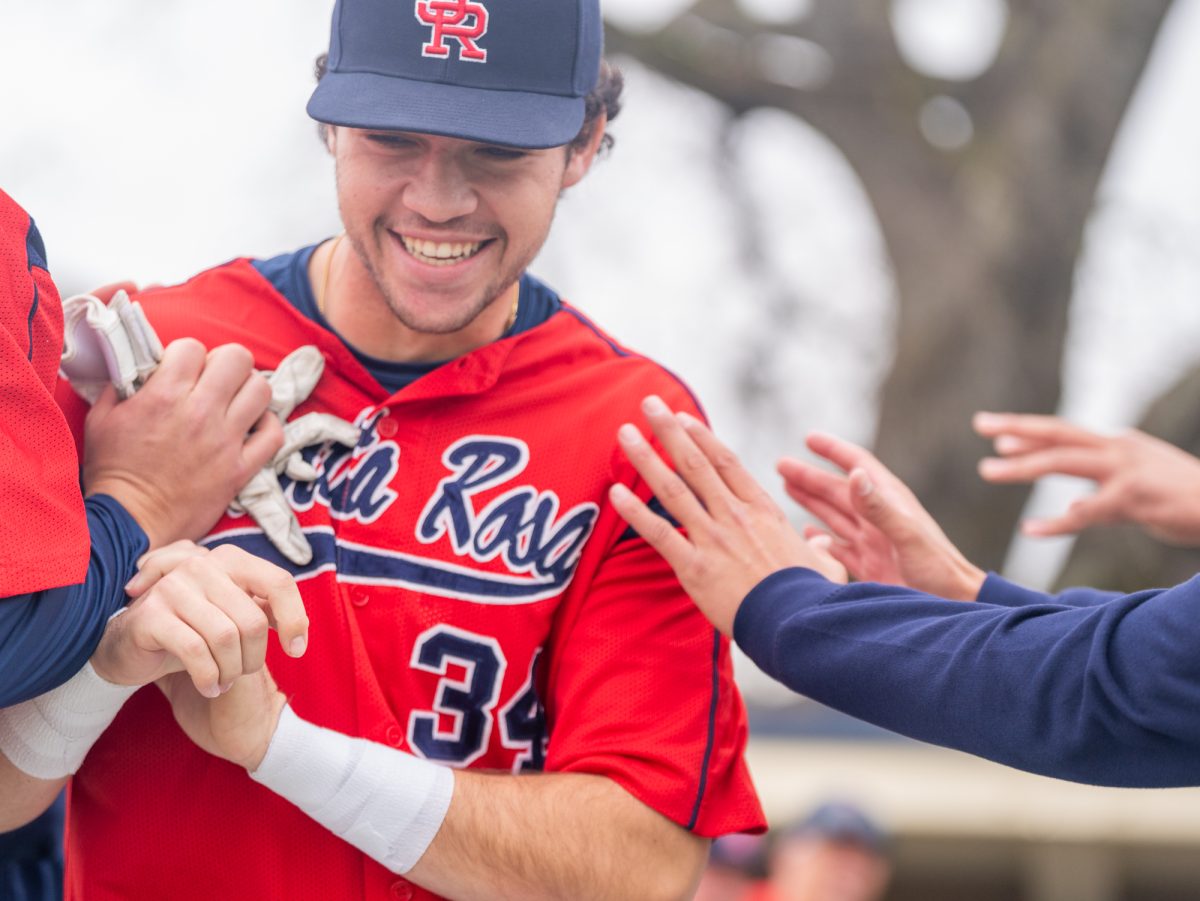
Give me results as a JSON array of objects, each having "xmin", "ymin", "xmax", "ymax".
[
  {"xmin": 0, "ymin": 662, "xmax": 139, "ymax": 779},
  {"xmin": 251, "ymin": 705, "xmax": 454, "ymax": 874}
]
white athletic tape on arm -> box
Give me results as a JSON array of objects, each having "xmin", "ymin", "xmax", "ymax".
[
  {"xmin": 251, "ymin": 705, "xmax": 454, "ymax": 874},
  {"xmin": 0, "ymin": 663, "xmax": 138, "ymax": 779}
]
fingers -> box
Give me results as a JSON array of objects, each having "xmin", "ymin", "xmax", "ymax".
[
  {"xmin": 141, "ymin": 614, "xmax": 222, "ymax": 699},
  {"xmin": 782, "ymin": 480, "xmax": 859, "ymax": 542},
  {"xmin": 616, "ymin": 421, "xmax": 712, "ymax": 534},
  {"xmin": 638, "ymin": 396, "xmax": 740, "ymax": 514},
  {"xmin": 90, "ymin": 281, "xmax": 140, "ymax": 303},
  {"xmin": 778, "ymin": 458, "xmax": 859, "ymax": 534},
  {"xmin": 608, "ymin": 482, "xmax": 696, "ymax": 570},
  {"xmin": 242, "ymin": 409, "xmax": 285, "ymax": 474},
  {"xmin": 978, "ymin": 446, "xmax": 1113, "ymax": 483},
  {"xmin": 845, "ymin": 469, "xmax": 901, "ymax": 535},
  {"xmin": 143, "ymin": 338, "xmax": 207, "ymax": 393},
  {"xmin": 127, "ymin": 540, "xmax": 208, "ymax": 597},
  {"xmin": 194, "ymin": 343, "xmax": 258, "ymax": 412},
  {"xmin": 973, "ymin": 412, "xmax": 1104, "ymax": 447},
  {"xmin": 1021, "ymin": 489, "xmax": 1121, "ymax": 537},
  {"xmin": 227, "ymin": 370, "xmax": 275, "ymax": 436},
  {"xmin": 992, "ymin": 434, "xmax": 1046, "ymax": 456},
  {"xmin": 675, "ymin": 410, "xmax": 770, "ymax": 503},
  {"xmin": 207, "ymin": 545, "xmax": 309, "ymax": 658},
  {"xmin": 804, "ymin": 431, "xmax": 875, "ymax": 475},
  {"xmin": 169, "ymin": 579, "xmax": 260, "ymax": 690}
]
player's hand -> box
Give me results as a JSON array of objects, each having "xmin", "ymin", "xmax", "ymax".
[
  {"xmin": 779, "ymin": 432, "xmax": 986, "ymax": 601},
  {"xmin": 82, "ymin": 338, "xmax": 283, "ymax": 547},
  {"xmin": 158, "ymin": 665, "xmax": 286, "ymax": 772},
  {"xmin": 90, "ymin": 543, "xmax": 308, "ymax": 699},
  {"xmin": 610, "ymin": 396, "xmax": 846, "ymax": 637},
  {"xmin": 975, "ymin": 412, "xmax": 1200, "ymax": 545}
]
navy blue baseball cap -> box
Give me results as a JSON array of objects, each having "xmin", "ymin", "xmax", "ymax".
[{"xmin": 308, "ymin": 0, "xmax": 604, "ymax": 149}]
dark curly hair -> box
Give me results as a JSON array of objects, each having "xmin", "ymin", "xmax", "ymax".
[{"xmin": 313, "ymin": 54, "xmax": 623, "ymax": 156}]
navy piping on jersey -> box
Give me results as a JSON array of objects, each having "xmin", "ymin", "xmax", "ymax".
[
  {"xmin": 560, "ymin": 305, "xmax": 708, "ymax": 417},
  {"xmin": 617, "ymin": 496, "xmax": 677, "ymax": 544},
  {"xmin": 23, "ymin": 218, "xmax": 48, "ymax": 362},
  {"xmin": 686, "ymin": 629, "xmax": 722, "ymax": 830},
  {"xmin": 251, "ymin": 242, "xmax": 561, "ymax": 394},
  {"xmin": 24, "ymin": 281, "xmax": 37, "ymax": 362}
]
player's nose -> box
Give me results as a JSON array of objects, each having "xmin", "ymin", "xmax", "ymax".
[{"xmin": 401, "ymin": 150, "xmax": 479, "ymax": 223}]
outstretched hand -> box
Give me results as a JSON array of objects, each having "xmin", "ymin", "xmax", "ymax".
[
  {"xmin": 610, "ymin": 396, "xmax": 845, "ymax": 636},
  {"xmin": 779, "ymin": 432, "xmax": 985, "ymax": 601},
  {"xmin": 975, "ymin": 412, "xmax": 1200, "ymax": 546}
]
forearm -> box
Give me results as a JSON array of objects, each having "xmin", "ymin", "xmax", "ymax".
[
  {"xmin": 252, "ymin": 707, "xmax": 706, "ymax": 901},
  {"xmin": 411, "ymin": 770, "xmax": 706, "ymax": 901},
  {"xmin": 0, "ymin": 494, "xmax": 147, "ymax": 707},
  {"xmin": 0, "ymin": 751, "xmax": 65, "ymax": 832},
  {"xmin": 735, "ymin": 568, "xmax": 1200, "ymax": 787}
]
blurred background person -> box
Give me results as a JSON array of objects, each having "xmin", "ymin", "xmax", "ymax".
[
  {"xmin": 749, "ymin": 802, "xmax": 891, "ymax": 901},
  {"xmin": 694, "ymin": 833, "xmax": 769, "ymax": 901}
]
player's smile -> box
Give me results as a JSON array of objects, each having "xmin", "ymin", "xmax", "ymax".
[
  {"xmin": 382, "ymin": 227, "xmax": 502, "ymax": 288},
  {"xmin": 398, "ymin": 234, "xmax": 491, "ymax": 268}
]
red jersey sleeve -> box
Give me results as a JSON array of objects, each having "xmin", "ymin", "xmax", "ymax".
[
  {"xmin": 540, "ymin": 384, "xmax": 765, "ymax": 838},
  {"xmin": 0, "ymin": 190, "xmax": 89, "ymax": 595}
]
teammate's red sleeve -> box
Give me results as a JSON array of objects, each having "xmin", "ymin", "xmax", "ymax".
[{"xmin": 0, "ymin": 190, "xmax": 90, "ymax": 595}]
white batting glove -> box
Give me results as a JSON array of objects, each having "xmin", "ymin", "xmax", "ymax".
[
  {"xmin": 60, "ymin": 291, "xmax": 164, "ymax": 403},
  {"xmin": 227, "ymin": 348, "xmax": 360, "ymax": 565}
]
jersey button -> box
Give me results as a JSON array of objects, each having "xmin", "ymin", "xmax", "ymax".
[
  {"xmin": 390, "ymin": 879, "xmax": 413, "ymax": 900},
  {"xmin": 385, "ymin": 725, "xmax": 404, "ymax": 747},
  {"xmin": 377, "ymin": 417, "xmax": 398, "ymax": 439},
  {"xmin": 351, "ymin": 590, "xmax": 369, "ymax": 608}
]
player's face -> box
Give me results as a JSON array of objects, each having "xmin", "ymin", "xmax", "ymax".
[{"xmin": 330, "ymin": 127, "xmax": 598, "ymax": 338}]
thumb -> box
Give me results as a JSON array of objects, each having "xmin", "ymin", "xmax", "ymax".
[
  {"xmin": 848, "ymin": 468, "xmax": 909, "ymax": 540},
  {"xmin": 86, "ymin": 383, "xmax": 119, "ymax": 420}
]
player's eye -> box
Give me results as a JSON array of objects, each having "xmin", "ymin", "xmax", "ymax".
[
  {"xmin": 367, "ymin": 133, "xmax": 417, "ymax": 149},
  {"xmin": 477, "ymin": 146, "xmax": 528, "ymax": 161}
]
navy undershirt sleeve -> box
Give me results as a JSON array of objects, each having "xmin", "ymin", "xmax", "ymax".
[
  {"xmin": 977, "ymin": 573, "xmax": 1121, "ymax": 608},
  {"xmin": 734, "ymin": 567, "xmax": 1200, "ymax": 787},
  {"xmin": 0, "ymin": 494, "xmax": 147, "ymax": 708}
]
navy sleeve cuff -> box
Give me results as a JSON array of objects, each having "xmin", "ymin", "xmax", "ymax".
[
  {"xmin": 85, "ymin": 493, "xmax": 149, "ymax": 560},
  {"xmin": 734, "ymin": 567, "xmax": 842, "ymax": 672},
  {"xmin": 976, "ymin": 572, "xmax": 1122, "ymax": 609},
  {"xmin": 975, "ymin": 572, "xmax": 1051, "ymax": 608}
]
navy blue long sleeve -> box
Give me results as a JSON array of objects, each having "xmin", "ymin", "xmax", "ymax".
[
  {"xmin": 0, "ymin": 494, "xmax": 147, "ymax": 708},
  {"xmin": 734, "ymin": 568, "xmax": 1200, "ymax": 787}
]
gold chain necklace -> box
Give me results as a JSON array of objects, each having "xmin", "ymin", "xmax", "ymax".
[{"xmin": 316, "ymin": 234, "xmax": 344, "ymax": 317}]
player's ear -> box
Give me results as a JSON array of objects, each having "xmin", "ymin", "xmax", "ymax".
[
  {"xmin": 562, "ymin": 112, "xmax": 606, "ymax": 190},
  {"xmin": 324, "ymin": 125, "xmax": 338, "ymax": 156}
]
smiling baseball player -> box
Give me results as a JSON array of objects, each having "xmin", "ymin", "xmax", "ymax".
[{"xmin": 32, "ymin": 1, "xmax": 766, "ymax": 899}]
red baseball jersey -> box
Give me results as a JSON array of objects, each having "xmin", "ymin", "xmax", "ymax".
[
  {"xmin": 0, "ymin": 189, "xmax": 88, "ymax": 596},
  {"xmin": 64, "ymin": 259, "xmax": 765, "ymax": 900}
]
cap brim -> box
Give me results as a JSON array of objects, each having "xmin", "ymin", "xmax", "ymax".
[{"xmin": 308, "ymin": 71, "xmax": 585, "ymax": 150}]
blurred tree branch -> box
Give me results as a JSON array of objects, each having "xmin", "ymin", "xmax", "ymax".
[{"xmin": 608, "ymin": 0, "xmax": 1174, "ymax": 568}]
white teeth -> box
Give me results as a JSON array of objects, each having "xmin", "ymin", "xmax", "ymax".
[{"xmin": 401, "ymin": 236, "xmax": 483, "ymax": 265}]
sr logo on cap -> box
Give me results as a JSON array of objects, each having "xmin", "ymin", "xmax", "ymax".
[
  {"xmin": 309, "ymin": 0, "xmax": 602, "ymax": 148},
  {"xmin": 415, "ymin": 0, "xmax": 490, "ymax": 63}
]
